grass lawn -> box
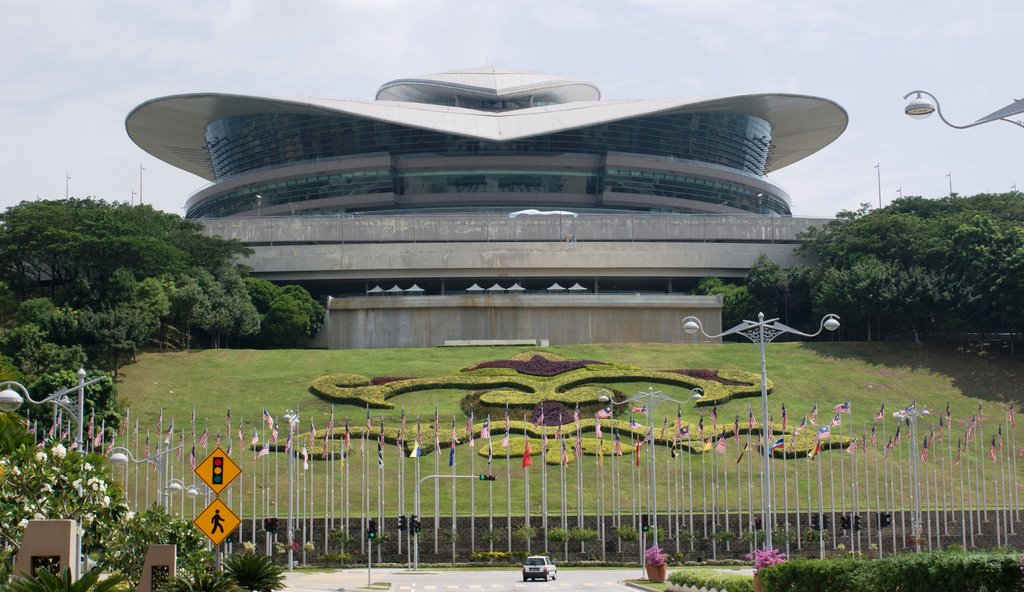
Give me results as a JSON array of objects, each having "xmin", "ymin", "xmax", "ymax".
[{"xmin": 110, "ymin": 341, "xmax": 1024, "ymax": 521}]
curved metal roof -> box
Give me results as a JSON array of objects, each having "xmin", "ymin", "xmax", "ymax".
[
  {"xmin": 126, "ymin": 86, "xmax": 847, "ymax": 181},
  {"xmin": 375, "ymin": 66, "xmax": 600, "ymax": 104}
]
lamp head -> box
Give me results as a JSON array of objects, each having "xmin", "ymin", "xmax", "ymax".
[
  {"xmin": 109, "ymin": 451, "xmax": 129, "ymax": 465},
  {"xmin": 598, "ymin": 395, "xmax": 610, "ymax": 404},
  {"xmin": 682, "ymin": 319, "xmax": 700, "ymax": 335},
  {"xmin": 691, "ymin": 388, "xmax": 704, "ymax": 400},
  {"xmin": 824, "ymin": 317, "xmax": 840, "ymax": 332},
  {"xmin": 905, "ymin": 93, "xmax": 935, "ymax": 119},
  {"xmin": 0, "ymin": 387, "xmax": 23, "ymax": 412},
  {"xmin": 167, "ymin": 481, "xmax": 183, "ymax": 492},
  {"xmin": 186, "ymin": 487, "xmax": 199, "ymax": 498}
]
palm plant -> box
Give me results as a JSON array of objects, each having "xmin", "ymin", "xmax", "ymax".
[
  {"xmin": 222, "ymin": 553, "xmax": 284, "ymax": 592},
  {"xmin": 5, "ymin": 568, "xmax": 124, "ymax": 592},
  {"xmin": 156, "ymin": 572, "xmax": 238, "ymax": 592}
]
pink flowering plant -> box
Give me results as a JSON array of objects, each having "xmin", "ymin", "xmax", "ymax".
[
  {"xmin": 746, "ymin": 547, "xmax": 787, "ymax": 573},
  {"xmin": 645, "ymin": 544, "xmax": 669, "ymax": 566}
]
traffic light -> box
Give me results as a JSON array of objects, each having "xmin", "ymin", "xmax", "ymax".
[
  {"xmin": 641, "ymin": 514, "xmax": 650, "ymax": 532},
  {"xmin": 368, "ymin": 518, "xmax": 378, "ymax": 540},
  {"xmin": 398, "ymin": 515, "xmax": 407, "ymax": 531},
  {"xmin": 754, "ymin": 516, "xmax": 762, "ymax": 530},
  {"xmin": 264, "ymin": 518, "xmax": 278, "ymax": 533},
  {"xmin": 411, "ymin": 515, "xmax": 421, "ymax": 534},
  {"xmin": 478, "ymin": 474, "xmax": 496, "ymax": 481},
  {"xmin": 879, "ymin": 512, "xmax": 892, "ymax": 528},
  {"xmin": 810, "ymin": 514, "xmax": 821, "ymax": 530},
  {"xmin": 840, "ymin": 515, "xmax": 851, "ymax": 531},
  {"xmin": 822, "ymin": 515, "xmax": 831, "ymax": 530},
  {"xmin": 212, "ymin": 456, "xmax": 224, "ymax": 485},
  {"xmin": 854, "ymin": 515, "xmax": 862, "ymax": 532}
]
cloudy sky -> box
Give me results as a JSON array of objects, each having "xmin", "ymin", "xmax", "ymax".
[{"xmin": 1, "ymin": 0, "xmax": 1020, "ymax": 218}]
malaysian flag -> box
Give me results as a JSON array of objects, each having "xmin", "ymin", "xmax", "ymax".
[
  {"xmin": 920, "ymin": 435, "xmax": 928, "ymax": 461},
  {"xmin": 594, "ymin": 416, "xmax": 602, "ymax": 439},
  {"xmin": 847, "ymin": 438, "xmax": 858, "ymax": 455},
  {"xmin": 120, "ymin": 409, "xmax": 129, "ymax": 437},
  {"xmin": 480, "ymin": 416, "xmax": 490, "ymax": 439},
  {"xmin": 632, "ymin": 405, "xmax": 647, "ymax": 415},
  {"xmin": 678, "ymin": 425, "xmax": 690, "ymax": 440},
  {"xmin": 251, "ymin": 429, "xmax": 259, "ymax": 447},
  {"xmin": 955, "ymin": 437, "xmax": 962, "ymax": 465},
  {"xmin": 561, "ymin": 439, "xmax": 569, "ymax": 465},
  {"xmin": 793, "ymin": 415, "xmax": 807, "ymax": 438},
  {"xmin": 944, "ymin": 401, "xmax": 952, "ymax": 425},
  {"xmin": 264, "ymin": 407, "xmax": 274, "ymax": 429},
  {"xmin": 344, "ymin": 419, "xmax": 351, "ymax": 450},
  {"xmin": 156, "ymin": 408, "xmax": 163, "ymax": 440},
  {"xmin": 575, "ymin": 433, "xmax": 583, "ymax": 458},
  {"xmin": 596, "ymin": 407, "xmax": 613, "ymax": 420},
  {"xmin": 451, "ymin": 418, "xmax": 460, "ymax": 444},
  {"xmin": 399, "ymin": 407, "xmax": 407, "ymax": 442},
  {"xmin": 309, "ymin": 420, "xmax": 317, "ymax": 450},
  {"xmin": 189, "ymin": 446, "xmax": 196, "ymax": 470},
  {"xmin": 504, "ymin": 404, "xmax": 510, "ymax": 432},
  {"xmin": 710, "ymin": 405, "xmax": 718, "ymax": 429},
  {"xmin": 257, "ymin": 441, "xmax": 270, "ymax": 459},
  {"xmin": 1010, "ymin": 402, "xmax": 1016, "ymax": 429},
  {"xmin": 630, "ymin": 415, "xmax": 642, "ymax": 430},
  {"xmin": 284, "ymin": 431, "xmax": 292, "ymax": 453},
  {"xmin": 874, "ymin": 404, "xmax": 885, "ymax": 424},
  {"xmin": 989, "ymin": 436, "xmax": 997, "ymax": 462},
  {"xmin": 176, "ymin": 432, "xmax": 183, "ymax": 460},
  {"xmin": 614, "ymin": 430, "xmax": 623, "ymax": 456},
  {"xmin": 809, "ymin": 404, "xmax": 818, "ymax": 425},
  {"xmin": 433, "ymin": 409, "xmax": 441, "ymax": 453},
  {"xmin": 534, "ymin": 408, "xmax": 545, "ymax": 427},
  {"xmin": 87, "ymin": 412, "xmax": 94, "ymax": 441},
  {"xmin": 715, "ymin": 435, "xmax": 726, "ymax": 454},
  {"xmin": 966, "ymin": 414, "xmax": 977, "ymax": 442},
  {"xmin": 271, "ymin": 422, "xmax": 279, "ymax": 445},
  {"xmin": 894, "ymin": 425, "xmax": 902, "ymax": 446},
  {"xmin": 748, "ymin": 405, "xmax": 756, "ymax": 430},
  {"xmin": 870, "ymin": 423, "xmax": 876, "ymax": 444},
  {"xmin": 501, "ymin": 430, "xmax": 510, "ymax": 448},
  {"xmin": 883, "ymin": 437, "xmax": 893, "ymax": 459},
  {"xmin": 199, "ymin": 428, "xmax": 208, "ymax": 449},
  {"xmin": 698, "ymin": 415, "xmax": 704, "ymax": 438},
  {"xmin": 833, "ymin": 401, "xmax": 851, "ymax": 414},
  {"xmin": 733, "ymin": 416, "xmax": 741, "ymax": 443},
  {"xmin": 573, "ymin": 404, "xmax": 580, "ymax": 426},
  {"xmin": 831, "ymin": 414, "xmax": 841, "ymax": 427},
  {"xmin": 144, "ymin": 434, "xmax": 150, "ymax": 458},
  {"xmin": 164, "ymin": 419, "xmax": 174, "ymax": 445},
  {"xmin": 997, "ymin": 426, "xmax": 1003, "ymax": 450},
  {"xmin": 817, "ymin": 425, "xmax": 832, "ymax": 439},
  {"xmin": 893, "ymin": 402, "xmax": 916, "ymax": 420},
  {"xmin": 226, "ymin": 408, "xmax": 231, "ymax": 441},
  {"xmin": 780, "ymin": 403, "xmax": 787, "ymax": 431}
]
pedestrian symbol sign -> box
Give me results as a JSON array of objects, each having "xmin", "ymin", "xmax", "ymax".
[
  {"xmin": 193, "ymin": 498, "xmax": 240, "ymax": 546},
  {"xmin": 194, "ymin": 447, "xmax": 240, "ymax": 494}
]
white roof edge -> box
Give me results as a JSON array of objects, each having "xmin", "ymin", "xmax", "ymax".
[{"xmin": 126, "ymin": 92, "xmax": 847, "ymax": 179}]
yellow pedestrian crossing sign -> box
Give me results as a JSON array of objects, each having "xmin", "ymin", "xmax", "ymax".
[
  {"xmin": 193, "ymin": 498, "xmax": 240, "ymax": 546},
  {"xmin": 194, "ymin": 447, "xmax": 240, "ymax": 494}
]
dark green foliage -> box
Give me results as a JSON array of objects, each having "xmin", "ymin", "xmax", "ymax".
[
  {"xmin": 757, "ymin": 552, "xmax": 1024, "ymax": 592},
  {"xmin": 692, "ymin": 277, "xmax": 758, "ymax": 328},
  {"xmin": 222, "ymin": 553, "xmax": 284, "ymax": 592},
  {"xmin": 24, "ymin": 369, "xmax": 119, "ymax": 435},
  {"xmin": 5, "ymin": 568, "xmax": 124, "ymax": 592},
  {"xmin": 155, "ymin": 572, "xmax": 239, "ymax": 592},
  {"xmin": 249, "ymin": 281, "xmax": 323, "ymax": 346},
  {"xmin": 668, "ymin": 568, "xmax": 754, "ymax": 592}
]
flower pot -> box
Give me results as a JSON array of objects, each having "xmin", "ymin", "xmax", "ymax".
[{"xmin": 645, "ymin": 563, "xmax": 667, "ymax": 583}]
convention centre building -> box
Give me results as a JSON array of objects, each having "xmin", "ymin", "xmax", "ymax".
[{"xmin": 126, "ymin": 67, "xmax": 847, "ymax": 348}]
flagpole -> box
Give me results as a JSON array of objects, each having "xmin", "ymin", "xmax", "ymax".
[
  {"xmin": 862, "ymin": 428, "xmax": 870, "ymax": 554},
  {"xmin": 874, "ymin": 423, "xmax": 883, "ymax": 557},
  {"xmin": 433, "ymin": 409, "xmax": 439, "ymax": 554},
  {"xmin": 723, "ymin": 435, "xmax": 731, "ymax": 554},
  {"xmin": 978, "ymin": 411, "xmax": 988, "ymax": 524},
  {"xmin": 487, "ymin": 417, "xmax": 494, "ymax": 551},
  {"xmin": 505, "ymin": 418, "xmax": 511, "ymax": 554},
  {"xmin": 745, "ymin": 421, "xmax": 753, "ymax": 555},
  {"xmin": 958, "ymin": 435, "xmax": 969, "ymax": 548},
  {"xmin": 966, "ymin": 425, "xmax": 977, "ymax": 548},
  {"xmin": 710, "ymin": 434, "xmax": 718, "ymax": 559},
  {"xmin": 815, "ymin": 439, "xmax": 825, "ymax": 559},
  {"xmin": 542, "ymin": 421, "xmax": 549, "ymax": 555},
  {"xmin": 630, "ymin": 430, "xmax": 637, "ymax": 531},
  {"xmin": 450, "ymin": 417, "xmax": 456, "ymax": 564},
  {"xmin": 523, "ymin": 413, "xmax": 531, "ymax": 553},
  {"xmin": 1010, "ymin": 406, "xmax": 1019, "ymax": 524},
  {"xmin": 700, "ymin": 433, "xmax": 708, "ymax": 539},
  {"xmin": 468, "ymin": 409, "xmax": 475, "ymax": 554},
  {"xmin": 781, "ymin": 439, "xmax": 789, "ymax": 555},
  {"xmin": 939, "ymin": 421, "xmax": 949, "ymax": 535}
]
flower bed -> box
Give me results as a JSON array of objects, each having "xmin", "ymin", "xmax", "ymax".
[{"xmin": 667, "ymin": 568, "xmax": 754, "ymax": 592}]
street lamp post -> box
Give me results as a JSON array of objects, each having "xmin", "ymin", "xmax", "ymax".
[
  {"xmin": 109, "ymin": 445, "xmax": 185, "ymax": 512},
  {"xmin": 598, "ymin": 387, "xmax": 703, "ymax": 548},
  {"xmin": 682, "ymin": 312, "xmax": 840, "ymax": 550},
  {"xmin": 893, "ymin": 403, "xmax": 929, "ymax": 553},
  {"xmin": 903, "ymin": 90, "xmax": 1024, "ymax": 130}
]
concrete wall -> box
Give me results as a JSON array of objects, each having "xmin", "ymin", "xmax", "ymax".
[{"xmin": 325, "ymin": 294, "xmax": 721, "ymax": 349}]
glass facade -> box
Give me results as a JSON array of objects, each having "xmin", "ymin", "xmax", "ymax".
[{"xmin": 191, "ymin": 110, "xmax": 784, "ymax": 218}]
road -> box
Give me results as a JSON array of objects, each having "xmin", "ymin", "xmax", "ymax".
[{"xmin": 284, "ymin": 568, "xmax": 646, "ymax": 592}]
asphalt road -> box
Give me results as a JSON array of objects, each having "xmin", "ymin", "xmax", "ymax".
[{"xmin": 283, "ymin": 568, "xmax": 646, "ymax": 592}]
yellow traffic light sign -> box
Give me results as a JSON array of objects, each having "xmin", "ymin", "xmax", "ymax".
[
  {"xmin": 193, "ymin": 497, "xmax": 240, "ymax": 546},
  {"xmin": 194, "ymin": 447, "xmax": 241, "ymax": 494}
]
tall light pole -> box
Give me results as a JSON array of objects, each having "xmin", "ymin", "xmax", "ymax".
[
  {"xmin": 598, "ymin": 387, "xmax": 703, "ymax": 548},
  {"xmin": 682, "ymin": 312, "xmax": 840, "ymax": 550},
  {"xmin": 903, "ymin": 90, "xmax": 1024, "ymax": 130},
  {"xmin": 893, "ymin": 403, "xmax": 929, "ymax": 553},
  {"xmin": 109, "ymin": 445, "xmax": 184, "ymax": 512}
]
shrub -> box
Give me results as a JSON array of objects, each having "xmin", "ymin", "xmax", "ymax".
[
  {"xmin": 570, "ymin": 528, "xmax": 599, "ymax": 542},
  {"xmin": 513, "ymin": 525, "xmax": 536, "ymax": 543},
  {"xmin": 616, "ymin": 526, "xmax": 639, "ymax": 541},
  {"xmin": 223, "ymin": 553, "xmax": 284, "ymax": 592},
  {"xmin": 317, "ymin": 553, "xmax": 353, "ymax": 566},
  {"xmin": 668, "ymin": 568, "xmax": 753, "ymax": 592},
  {"xmin": 155, "ymin": 572, "xmax": 239, "ymax": 592},
  {"xmin": 470, "ymin": 551, "xmax": 516, "ymax": 563},
  {"xmin": 547, "ymin": 527, "xmax": 571, "ymax": 543}
]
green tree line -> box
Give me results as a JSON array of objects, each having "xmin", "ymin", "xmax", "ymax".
[
  {"xmin": 0, "ymin": 199, "xmax": 325, "ymax": 430},
  {"xmin": 698, "ymin": 191, "xmax": 1024, "ymax": 344}
]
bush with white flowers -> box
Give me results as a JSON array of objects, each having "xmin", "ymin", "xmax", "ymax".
[{"xmin": 0, "ymin": 439, "xmax": 128, "ymax": 555}]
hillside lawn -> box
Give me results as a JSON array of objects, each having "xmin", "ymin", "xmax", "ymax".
[{"xmin": 113, "ymin": 341, "xmax": 1024, "ymax": 521}]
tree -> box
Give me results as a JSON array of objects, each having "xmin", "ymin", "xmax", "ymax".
[
  {"xmin": 24, "ymin": 369, "xmax": 120, "ymax": 438},
  {"xmin": 169, "ymin": 275, "xmax": 210, "ymax": 351},
  {"xmin": 692, "ymin": 277, "xmax": 758, "ymax": 329},
  {"xmin": 261, "ymin": 294, "xmax": 310, "ymax": 346}
]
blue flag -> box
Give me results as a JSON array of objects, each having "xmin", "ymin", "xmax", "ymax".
[{"xmin": 449, "ymin": 442, "xmax": 455, "ymax": 467}]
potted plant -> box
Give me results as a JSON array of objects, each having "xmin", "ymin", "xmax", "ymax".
[
  {"xmin": 644, "ymin": 544, "xmax": 669, "ymax": 583},
  {"xmin": 747, "ymin": 547, "xmax": 787, "ymax": 592}
]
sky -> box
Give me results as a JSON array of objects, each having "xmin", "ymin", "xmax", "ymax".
[{"xmin": 1, "ymin": 0, "xmax": 1021, "ymax": 219}]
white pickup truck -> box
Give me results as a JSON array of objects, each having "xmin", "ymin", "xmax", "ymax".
[{"xmin": 522, "ymin": 555, "xmax": 557, "ymax": 581}]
